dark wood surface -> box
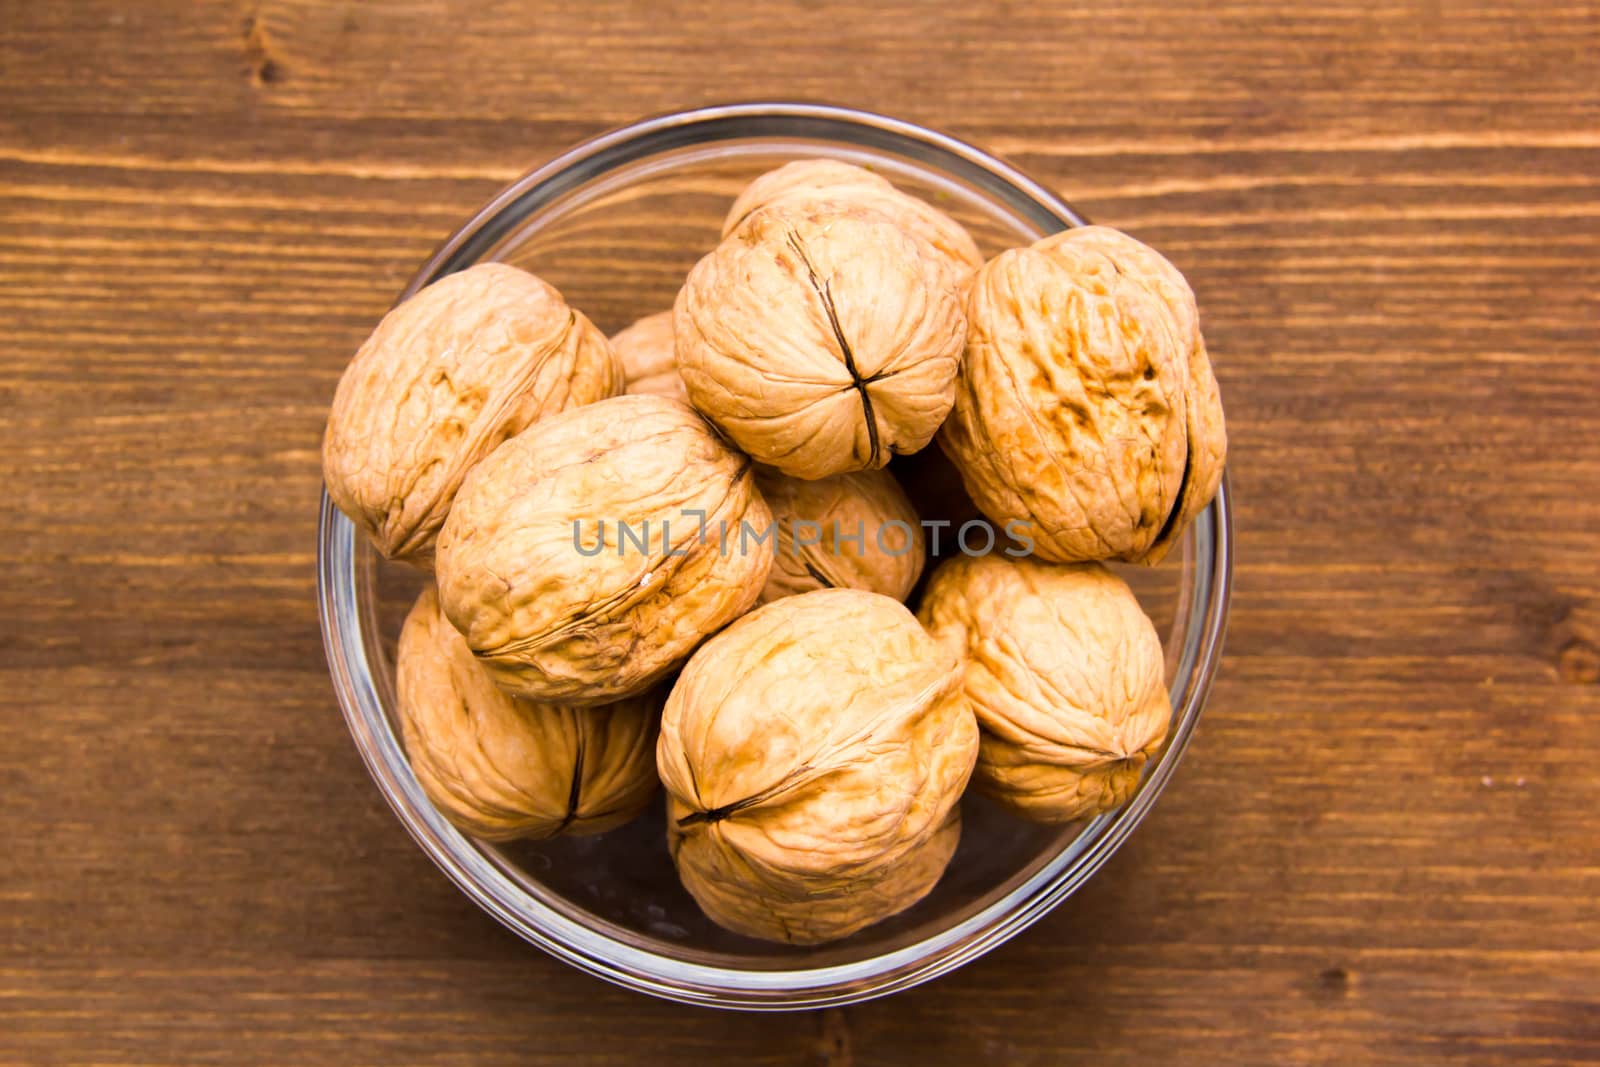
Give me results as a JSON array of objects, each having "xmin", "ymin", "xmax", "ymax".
[{"xmin": 4, "ymin": 1, "xmax": 1598, "ymax": 1063}]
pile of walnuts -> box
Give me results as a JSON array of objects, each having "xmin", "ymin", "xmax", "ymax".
[{"xmin": 323, "ymin": 159, "xmax": 1226, "ymax": 946}]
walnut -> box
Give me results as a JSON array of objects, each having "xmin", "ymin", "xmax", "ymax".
[
  {"xmin": 937, "ymin": 226, "xmax": 1226, "ymax": 564},
  {"xmin": 724, "ymin": 159, "xmax": 983, "ymax": 286},
  {"xmin": 610, "ymin": 311, "xmax": 687, "ymax": 403},
  {"xmin": 323, "ymin": 263, "xmax": 620, "ymax": 568},
  {"xmin": 753, "ymin": 466, "xmax": 924, "ymax": 604},
  {"xmin": 675, "ymin": 204, "xmax": 966, "ymax": 480},
  {"xmin": 434, "ymin": 394, "xmax": 773, "ymax": 705},
  {"xmin": 396, "ymin": 585, "xmax": 658, "ymax": 841},
  {"xmin": 657, "ymin": 588, "xmax": 977, "ymax": 944},
  {"xmin": 827, "ymin": 803, "xmax": 962, "ymax": 935},
  {"xmin": 917, "ymin": 555, "xmax": 1170, "ymax": 823}
]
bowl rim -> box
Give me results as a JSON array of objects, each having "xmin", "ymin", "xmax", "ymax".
[{"xmin": 317, "ymin": 100, "xmax": 1233, "ymax": 1010}]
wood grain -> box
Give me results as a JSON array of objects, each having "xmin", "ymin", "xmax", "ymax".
[{"xmin": 2, "ymin": 0, "xmax": 1597, "ymax": 1063}]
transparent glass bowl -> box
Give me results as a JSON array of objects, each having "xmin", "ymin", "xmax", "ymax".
[{"xmin": 317, "ymin": 103, "xmax": 1233, "ymax": 1010}]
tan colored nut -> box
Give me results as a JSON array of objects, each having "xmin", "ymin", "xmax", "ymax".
[
  {"xmin": 610, "ymin": 311, "xmax": 687, "ymax": 403},
  {"xmin": 679, "ymin": 799, "xmax": 964, "ymax": 948},
  {"xmin": 724, "ymin": 159, "xmax": 984, "ymax": 286},
  {"xmin": 658, "ymin": 588, "xmax": 977, "ymax": 944},
  {"xmin": 753, "ymin": 467, "xmax": 924, "ymax": 604},
  {"xmin": 938, "ymin": 226, "xmax": 1226, "ymax": 564},
  {"xmin": 435, "ymin": 394, "xmax": 773, "ymax": 705},
  {"xmin": 323, "ymin": 263, "xmax": 621, "ymax": 568},
  {"xmin": 1033, "ymin": 228, "xmax": 1226, "ymax": 564},
  {"xmin": 676, "ymin": 204, "xmax": 966, "ymax": 480},
  {"xmin": 918, "ymin": 555, "xmax": 1170, "ymax": 823},
  {"xmin": 829, "ymin": 803, "xmax": 962, "ymax": 934},
  {"xmin": 397, "ymin": 585, "xmax": 658, "ymax": 842}
]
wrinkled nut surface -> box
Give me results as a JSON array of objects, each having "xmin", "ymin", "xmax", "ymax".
[
  {"xmin": 435, "ymin": 394, "xmax": 774, "ymax": 705},
  {"xmin": 658, "ymin": 588, "xmax": 978, "ymax": 944},
  {"xmin": 397, "ymin": 586, "xmax": 658, "ymax": 841},
  {"xmin": 918, "ymin": 555, "xmax": 1170, "ymax": 823},
  {"xmin": 825, "ymin": 803, "xmax": 962, "ymax": 935},
  {"xmin": 323, "ymin": 263, "xmax": 621, "ymax": 568},
  {"xmin": 724, "ymin": 159, "xmax": 984, "ymax": 286},
  {"xmin": 938, "ymin": 226, "xmax": 1226, "ymax": 564},
  {"xmin": 676, "ymin": 204, "xmax": 966, "ymax": 480},
  {"xmin": 753, "ymin": 466, "xmax": 925, "ymax": 604},
  {"xmin": 610, "ymin": 311, "xmax": 687, "ymax": 403}
]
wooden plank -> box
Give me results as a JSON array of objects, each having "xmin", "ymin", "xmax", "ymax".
[{"xmin": 1, "ymin": 0, "xmax": 1597, "ymax": 1062}]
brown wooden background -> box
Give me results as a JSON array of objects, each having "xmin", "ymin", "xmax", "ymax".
[{"xmin": 3, "ymin": 1, "xmax": 1598, "ymax": 1063}]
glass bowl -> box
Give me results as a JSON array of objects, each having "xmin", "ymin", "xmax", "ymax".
[{"xmin": 317, "ymin": 102, "xmax": 1232, "ymax": 1010}]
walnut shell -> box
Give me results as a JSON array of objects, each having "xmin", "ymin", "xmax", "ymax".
[
  {"xmin": 658, "ymin": 588, "xmax": 978, "ymax": 944},
  {"xmin": 610, "ymin": 311, "xmax": 687, "ymax": 403},
  {"xmin": 323, "ymin": 263, "xmax": 621, "ymax": 568},
  {"xmin": 821, "ymin": 803, "xmax": 962, "ymax": 936},
  {"xmin": 753, "ymin": 466, "xmax": 924, "ymax": 604},
  {"xmin": 937, "ymin": 226, "xmax": 1226, "ymax": 564},
  {"xmin": 435, "ymin": 394, "xmax": 774, "ymax": 705},
  {"xmin": 675, "ymin": 204, "xmax": 966, "ymax": 480},
  {"xmin": 724, "ymin": 159, "xmax": 983, "ymax": 286},
  {"xmin": 918, "ymin": 555, "xmax": 1170, "ymax": 823},
  {"xmin": 397, "ymin": 585, "xmax": 658, "ymax": 841}
]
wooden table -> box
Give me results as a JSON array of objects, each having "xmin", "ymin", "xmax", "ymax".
[{"xmin": 5, "ymin": 2, "xmax": 1597, "ymax": 1063}]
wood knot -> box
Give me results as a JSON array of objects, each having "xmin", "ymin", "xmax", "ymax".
[
  {"xmin": 814, "ymin": 1007, "xmax": 852, "ymax": 1067},
  {"xmin": 1317, "ymin": 966, "xmax": 1352, "ymax": 996},
  {"xmin": 1557, "ymin": 638, "xmax": 1599, "ymax": 685},
  {"xmin": 242, "ymin": 7, "xmax": 286, "ymax": 87}
]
